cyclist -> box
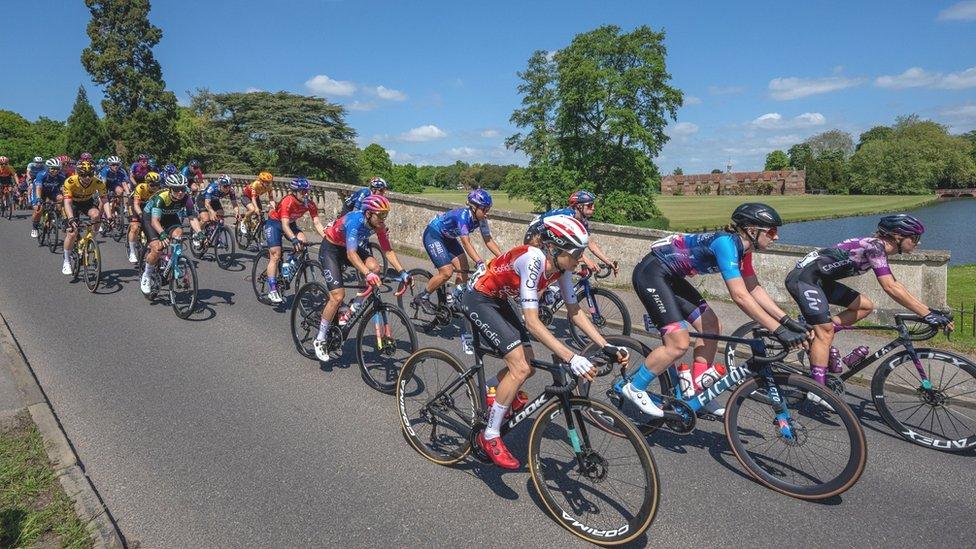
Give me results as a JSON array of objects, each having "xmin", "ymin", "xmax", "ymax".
[
  {"xmin": 163, "ymin": 163, "xmax": 178, "ymax": 178},
  {"xmin": 129, "ymin": 154, "xmax": 150, "ymax": 187},
  {"xmin": 196, "ymin": 174, "xmax": 240, "ymax": 227},
  {"xmin": 0, "ymin": 156, "xmax": 19, "ymax": 209},
  {"xmin": 311, "ymin": 194, "xmax": 410, "ymax": 361},
  {"xmin": 79, "ymin": 152, "xmax": 93, "ymax": 163},
  {"xmin": 412, "ymin": 189, "xmax": 502, "ymax": 316},
  {"xmin": 99, "ymin": 156, "xmax": 130, "ymax": 233},
  {"xmin": 25, "ymin": 156, "xmax": 45, "ymax": 185},
  {"xmin": 140, "ymin": 174, "xmax": 196, "ymax": 295},
  {"xmin": 61, "ymin": 161, "xmax": 109, "ymax": 275},
  {"xmin": 31, "ymin": 159, "xmax": 67, "ymax": 238},
  {"xmin": 263, "ymin": 177, "xmax": 327, "ymax": 304},
  {"xmin": 59, "ymin": 155, "xmax": 75, "ymax": 177},
  {"xmin": 126, "ymin": 171, "xmax": 161, "ymax": 263},
  {"xmin": 181, "ymin": 160, "xmax": 204, "ymax": 191},
  {"xmin": 525, "ymin": 190, "xmax": 618, "ymax": 276},
  {"xmin": 241, "ymin": 171, "xmax": 275, "ymax": 238},
  {"xmin": 96, "ymin": 158, "xmax": 107, "ymax": 173},
  {"xmin": 615, "ymin": 203, "xmax": 809, "ymax": 418},
  {"xmin": 339, "ymin": 176, "xmax": 388, "ymax": 217},
  {"xmin": 460, "ymin": 214, "xmax": 629, "ymax": 469},
  {"xmin": 785, "ymin": 214, "xmax": 953, "ymax": 385}
]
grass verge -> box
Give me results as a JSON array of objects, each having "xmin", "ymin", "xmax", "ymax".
[
  {"xmin": 936, "ymin": 264, "xmax": 976, "ymax": 355},
  {"xmin": 0, "ymin": 411, "xmax": 92, "ymax": 549}
]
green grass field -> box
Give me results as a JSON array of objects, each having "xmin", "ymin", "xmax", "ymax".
[
  {"xmin": 419, "ymin": 189, "xmax": 935, "ymax": 230},
  {"xmin": 941, "ymin": 264, "xmax": 976, "ymax": 353}
]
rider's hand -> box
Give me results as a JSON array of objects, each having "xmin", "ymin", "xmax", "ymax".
[
  {"xmin": 779, "ymin": 315, "xmax": 812, "ymax": 335},
  {"xmin": 158, "ymin": 233, "xmax": 170, "ymax": 247},
  {"xmin": 602, "ymin": 344, "xmax": 629, "ymax": 364},
  {"xmin": 290, "ymin": 237, "xmax": 303, "ymax": 250},
  {"xmin": 774, "ymin": 324, "xmax": 807, "ymax": 349},
  {"xmin": 923, "ymin": 310, "xmax": 953, "ymax": 329},
  {"xmin": 569, "ymin": 354, "xmax": 596, "ymax": 381},
  {"xmin": 397, "ymin": 270, "xmax": 411, "ymax": 286},
  {"xmin": 611, "ymin": 261, "xmax": 619, "ymax": 277},
  {"xmin": 365, "ymin": 272, "xmax": 382, "ymax": 287}
]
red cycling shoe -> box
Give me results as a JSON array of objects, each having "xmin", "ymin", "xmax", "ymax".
[{"xmin": 477, "ymin": 432, "xmax": 520, "ymax": 470}]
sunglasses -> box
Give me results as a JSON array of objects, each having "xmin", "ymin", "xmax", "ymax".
[
  {"xmin": 567, "ymin": 247, "xmax": 586, "ymax": 259},
  {"xmin": 757, "ymin": 227, "xmax": 778, "ymax": 238},
  {"xmin": 109, "ymin": 163, "xmax": 120, "ymax": 167},
  {"xmin": 372, "ymin": 212, "xmax": 389, "ymax": 221}
]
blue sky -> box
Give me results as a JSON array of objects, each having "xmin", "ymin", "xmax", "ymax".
[{"xmin": 3, "ymin": 0, "xmax": 975, "ymax": 172}]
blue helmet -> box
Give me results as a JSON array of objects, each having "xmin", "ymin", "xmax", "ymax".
[
  {"xmin": 568, "ymin": 190, "xmax": 596, "ymax": 207},
  {"xmin": 878, "ymin": 214, "xmax": 925, "ymax": 237},
  {"xmin": 290, "ymin": 177, "xmax": 310, "ymax": 191},
  {"xmin": 467, "ymin": 189, "xmax": 492, "ymax": 208},
  {"xmin": 164, "ymin": 163, "xmax": 177, "ymax": 175},
  {"xmin": 368, "ymin": 176, "xmax": 388, "ymax": 190}
]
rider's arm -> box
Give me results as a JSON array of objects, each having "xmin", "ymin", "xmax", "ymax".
[
  {"xmin": 63, "ymin": 197, "xmax": 74, "ymax": 219},
  {"xmin": 744, "ymin": 275, "xmax": 790, "ymax": 319},
  {"xmin": 586, "ymin": 240, "xmax": 616, "ymax": 274},
  {"xmin": 151, "ymin": 212, "xmax": 166, "ymax": 236},
  {"xmin": 457, "ymin": 234, "xmax": 483, "ymax": 265},
  {"xmin": 281, "ymin": 219, "xmax": 298, "ymax": 241},
  {"xmin": 376, "ymin": 228, "xmax": 405, "ymax": 272},
  {"xmin": 481, "ymin": 233, "xmax": 503, "ymax": 258},
  {"xmin": 726, "ymin": 277, "xmax": 781, "ymax": 331},
  {"xmin": 310, "ymin": 214, "xmax": 327, "ymax": 238},
  {"xmin": 877, "ymin": 274, "xmax": 931, "ymax": 317}
]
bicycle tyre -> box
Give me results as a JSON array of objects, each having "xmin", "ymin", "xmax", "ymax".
[
  {"xmin": 293, "ymin": 259, "xmax": 325, "ymax": 299},
  {"xmin": 170, "ymin": 255, "xmax": 198, "ymax": 319},
  {"xmin": 47, "ymin": 221, "xmax": 60, "ymax": 253},
  {"xmin": 83, "ymin": 239, "xmax": 101, "ymax": 292},
  {"xmin": 528, "ymin": 397, "xmax": 660, "ymax": 545},
  {"xmin": 568, "ymin": 287, "xmax": 632, "ymax": 348},
  {"xmin": 576, "ymin": 335, "xmax": 657, "ymax": 435},
  {"xmin": 250, "ymin": 249, "xmax": 276, "ymax": 304},
  {"xmin": 215, "ymin": 226, "xmax": 236, "ymax": 269},
  {"xmin": 725, "ymin": 372, "xmax": 866, "ymax": 500},
  {"xmin": 871, "ymin": 348, "xmax": 976, "ymax": 452},
  {"xmin": 290, "ymin": 282, "xmax": 329, "ymax": 359},
  {"xmin": 39, "ymin": 217, "xmax": 49, "ymax": 247},
  {"xmin": 396, "ymin": 268, "xmax": 440, "ymax": 331},
  {"xmin": 355, "ymin": 302, "xmax": 418, "ymax": 394},
  {"xmin": 368, "ymin": 241, "xmax": 389, "ymax": 275}
]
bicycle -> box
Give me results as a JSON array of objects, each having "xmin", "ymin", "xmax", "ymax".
[
  {"xmin": 189, "ymin": 216, "xmax": 236, "ymax": 269},
  {"xmin": 139, "ymin": 236, "xmax": 199, "ymax": 319},
  {"xmin": 38, "ymin": 201, "xmax": 64, "ymax": 253},
  {"xmin": 251, "ymin": 243, "xmax": 325, "ymax": 305},
  {"xmin": 397, "ymin": 268, "xmax": 475, "ymax": 332},
  {"xmin": 395, "ymin": 332, "xmax": 660, "ymax": 545},
  {"xmin": 102, "ymin": 192, "xmax": 128, "ymax": 242},
  {"xmin": 725, "ymin": 312, "xmax": 976, "ymax": 453},
  {"xmin": 580, "ymin": 329, "xmax": 867, "ymax": 500},
  {"xmin": 539, "ymin": 262, "xmax": 630, "ymax": 347},
  {"xmin": 291, "ymin": 277, "xmax": 417, "ymax": 394},
  {"xmin": 0, "ymin": 185, "xmax": 12, "ymax": 220},
  {"xmin": 65, "ymin": 218, "xmax": 103, "ymax": 292},
  {"xmin": 235, "ymin": 211, "xmax": 266, "ymax": 252}
]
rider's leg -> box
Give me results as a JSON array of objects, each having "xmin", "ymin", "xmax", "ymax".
[
  {"xmin": 833, "ymin": 294, "xmax": 873, "ymax": 326},
  {"xmin": 809, "ymin": 323, "xmax": 835, "ymax": 384}
]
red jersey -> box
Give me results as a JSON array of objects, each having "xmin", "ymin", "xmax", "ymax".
[
  {"xmin": 270, "ymin": 194, "xmax": 318, "ymax": 222},
  {"xmin": 472, "ymin": 245, "xmax": 576, "ymax": 309}
]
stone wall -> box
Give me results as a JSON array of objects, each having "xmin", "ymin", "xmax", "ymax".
[
  {"xmin": 216, "ymin": 174, "xmax": 949, "ymax": 317},
  {"xmin": 661, "ymin": 170, "xmax": 806, "ymax": 196}
]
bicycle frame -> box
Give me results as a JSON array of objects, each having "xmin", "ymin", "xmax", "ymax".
[{"xmin": 834, "ymin": 317, "xmax": 933, "ymax": 385}]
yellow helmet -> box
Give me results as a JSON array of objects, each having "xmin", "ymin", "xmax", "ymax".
[
  {"xmin": 145, "ymin": 172, "xmax": 161, "ymax": 185},
  {"xmin": 258, "ymin": 171, "xmax": 273, "ymax": 183}
]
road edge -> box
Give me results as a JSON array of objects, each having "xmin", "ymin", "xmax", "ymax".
[{"xmin": 0, "ymin": 310, "xmax": 125, "ymax": 549}]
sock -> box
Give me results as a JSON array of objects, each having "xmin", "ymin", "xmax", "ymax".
[
  {"xmin": 629, "ymin": 365, "xmax": 658, "ymax": 392},
  {"xmin": 128, "ymin": 241, "xmax": 137, "ymax": 254},
  {"xmin": 63, "ymin": 250, "xmax": 70, "ymax": 261},
  {"xmin": 484, "ymin": 402, "xmax": 509, "ymax": 439},
  {"xmin": 316, "ymin": 319, "xmax": 330, "ymax": 341},
  {"xmin": 144, "ymin": 263, "xmax": 154, "ymax": 276},
  {"xmin": 268, "ymin": 276, "xmax": 277, "ymax": 292},
  {"xmin": 811, "ymin": 365, "xmax": 828, "ymax": 385},
  {"xmin": 486, "ymin": 375, "xmax": 499, "ymax": 389}
]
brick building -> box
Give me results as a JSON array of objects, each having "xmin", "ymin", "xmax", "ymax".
[{"xmin": 661, "ymin": 169, "xmax": 805, "ymax": 196}]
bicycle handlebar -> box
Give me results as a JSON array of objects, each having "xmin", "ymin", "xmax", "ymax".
[
  {"xmin": 354, "ymin": 275, "xmax": 411, "ymax": 298},
  {"xmin": 747, "ymin": 328, "xmax": 795, "ymax": 364}
]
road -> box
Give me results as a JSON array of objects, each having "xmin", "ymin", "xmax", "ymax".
[{"xmin": 0, "ymin": 211, "xmax": 972, "ymax": 548}]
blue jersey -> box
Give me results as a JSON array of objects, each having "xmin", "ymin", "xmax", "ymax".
[
  {"xmin": 99, "ymin": 166, "xmax": 129, "ymax": 189},
  {"xmin": 202, "ymin": 182, "xmax": 236, "ymax": 200},
  {"xmin": 344, "ymin": 187, "xmax": 372, "ymax": 211},
  {"xmin": 428, "ymin": 207, "xmax": 491, "ymax": 240},
  {"xmin": 26, "ymin": 162, "xmax": 45, "ymax": 178},
  {"xmin": 180, "ymin": 166, "xmax": 193, "ymax": 178},
  {"xmin": 326, "ymin": 210, "xmax": 392, "ymax": 252},
  {"xmin": 34, "ymin": 171, "xmax": 67, "ymax": 192},
  {"xmin": 530, "ymin": 208, "xmax": 589, "ymax": 230},
  {"xmin": 649, "ymin": 231, "xmax": 755, "ymax": 281}
]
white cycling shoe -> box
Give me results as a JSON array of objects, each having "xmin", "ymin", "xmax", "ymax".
[
  {"xmin": 140, "ymin": 274, "xmax": 153, "ymax": 295},
  {"xmin": 61, "ymin": 260, "xmax": 72, "ymax": 275},
  {"xmin": 701, "ymin": 398, "xmax": 725, "ymax": 417},
  {"xmin": 267, "ymin": 290, "xmax": 283, "ymax": 304},
  {"xmin": 128, "ymin": 251, "xmax": 138, "ymax": 264},
  {"xmin": 619, "ymin": 382, "xmax": 664, "ymax": 418},
  {"xmin": 30, "ymin": 229, "xmax": 38, "ymax": 238},
  {"xmin": 313, "ymin": 339, "xmax": 331, "ymax": 362}
]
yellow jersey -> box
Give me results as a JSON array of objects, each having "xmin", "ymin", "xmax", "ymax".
[
  {"xmin": 132, "ymin": 183, "xmax": 157, "ymax": 202},
  {"xmin": 245, "ymin": 179, "xmax": 273, "ymax": 199},
  {"xmin": 62, "ymin": 175, "xmax": 107, "ymax": 201}
]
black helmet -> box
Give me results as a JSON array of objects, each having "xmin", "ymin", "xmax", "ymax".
[
  {"xmin": 878, "ymin": 214, "xmax": 925, "ymax": 238},
  {"xmin": 732, "ymin": 203, "xmax": 782, "ymax": 228}
]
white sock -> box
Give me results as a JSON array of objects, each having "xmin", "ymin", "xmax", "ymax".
[
  {"xmin": 63, "ymin": 250, "xmax": 70, "ymax": 261},
  {"xmin": 143, "ymin": 264, "xmax": 153, "ymax": 276},
  {"xmin": 316, "ymin": 319, "xmax": 330, "ymax": 341},
  {"xmin": 484, "ymin": 402, "xmax": 509, "ymax": 439},
  {"xmin": 129, "ymin": 241, "xmax": 137, "ymax": 254}
]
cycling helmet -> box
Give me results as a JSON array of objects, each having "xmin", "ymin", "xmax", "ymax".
[
  {"xmin": 76, "ymin": 161, "xmax": 95, "ymax": 176},
  {"xmin": 163, "ymin": 163, "xmax": 177, "ymax": 175},
  {"xmin": 568, "ymin": 190, "xmax": 596, "ymax": 207},
  {"xmin": 289, "ymin": 177, "xmax": 310, "ymax": 191},
  {"xmin": 541, "ymin": 214, "xmax": 589, "ymax": 251},
  {"xmin": 467, "ymin": 189, "xmax": 492, "ymax": 208},
  {"xmin": 58, "ymin": 155, "xmax": 72, "ymax": 165},
  {"xmin": 368, "ymin": 176, "xmax": 388, "ymax": 190},
  {"xmin": 189, "ymin": 159, "xmax": 201, "ymax": 168},
  {"xmin": 138, "ymin": 154, "xmax": 148, "ymax": 161},
  {"xmin": 107, "ymin": 156, "xmax": 121, "ymax": 165},
  {"xmin": 97, "ymin": 157, "xmax": 105, "ymax": 164},
  {"xmin": 80, "ymin": 152, "xmax": 93, "ymax": 161},
  {"xmin": 731, "ymin": 202, "xmax": 782, "ymax": 228},
  {"xmin": 217, "ymin": 174, "xmax": 232, "ymax": 186},
  {"xmin": 0, "ymin": 156, "xmax": 8, "ymax": 164},
  {"xmin": 878, "ymin": 214, "xmax": 925, "ymax": 237},
  {"xmin": 145, "ymin": 172, "xmax": 161, "ymax": 185},
  {"xmin": 33, "ymin": 156, "xmax": 44, "ymax": 164},
  {"xmin": 45, "ymin": 158, "xmax": 61, "ymax": 169},
  {"xmin": 165, "ymin": 173, "xmax": 188, "ymax": 188},
  {"xmin": 362, "ymin": 194, "xmax": 391, "ymax": 214},
  {"xmin": 258, "ymin": 171, "xmax": 273, "ymax": 183}
]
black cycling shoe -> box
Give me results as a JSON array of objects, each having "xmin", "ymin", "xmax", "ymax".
[{"xmin": 411, "ymin": 292, "xmax": 437, "ymax": 315}]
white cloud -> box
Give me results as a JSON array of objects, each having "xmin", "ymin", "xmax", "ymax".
[
  {"xmin": 446, "ymin": 146, "xmax": 478, "ymax": 158},
  {"xmin": 388, "ymin": 149, "xmax": 416, "ymax": 163},
  {"xmin": 480, "ymin": 129, "xmax": 500, "ymax": 138},
  {"xmin": 347, "ymin": 101, "xmax": 377, "ymax": 111},
  {"xmin": 375, "ymin": 85, "xmax": 407, "ymax": 101},
  {"xmin": 768, "ymin": 76, "xmax": 864, "ymax": 100},
  {"xmin": 683, "ymin": 95, "xmax": 702, "ymax": 105},
  {"xmin": 749, "ymin": 112, "xmax": 825, "ymax": 130},
  {"xmin": 940, "ymin": 104, "xmax": 976, "ymax": 130},
  {"xmin": 767, "ymin": 134, "xmax": 801, "ymax": 147},
  {"xmin": 669, "ymin": 122, "xmax": 699, "ymax": 137},
  {"xmin": 938, "ymin": 1, "xmax": 976, "ymax": 21},
  {"xmin": 941, "ymin": 67, "xmax": 976, "ymax": 88},
  {"xmin": 244, "ymin": 87, "xmax": 263, "ymax": 93},
  {"xmin": 305, "ymin": 74, "xmax": 357, "ymax": 97},
  {"xmin": 708, "ymin": 85, "xmax": 746, "ymax": 96},
  {"xmin": 876, "ymin": 66, "xmax": 976, "ymax": 90},
  {"xmin": 399, "ymin": 125, "xmax": 447, "ymax": 142}
]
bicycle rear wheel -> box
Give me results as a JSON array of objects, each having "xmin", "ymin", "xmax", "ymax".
[
  {"xmin": 872, "ymin": 348, "xmax": 976, "ymax": 452},
  {"xmin": 529, "ymin": 397, "xmax": 660, "ymax": 545},
  {"xmin": 568, "ymin": 287, "xmax": 632, "ymax": 348},
  {"xmin": 396, "ymin": 268, "xmax": 441, "ymax": 331},
  {"xmin": 395, "ymin": 347, "xmax": 477, "ymax": 465},
  {"xmin": 250, "ymin": 249, "xmax": 277, "ymax": 304},
  {"xmin": 290, "ymin": 282, "xmax": 328, "ymax": 359},
  {"xmin": 725, "ymin": 372, "xmax": 866, "ymax": 500},
  {"xmin": 214, "ymin": 226, "xmax": 236, "ymax": 269},
  {"xmin": 293, "ymin": 259, "xmax": 325, "ymax": 299},
  {"xmin": 47, "ymin": 220, "xmax": 60, "ymax": 253},
  {"xmin": 356, "ymin": 303, "xmax": 418, "ymax": 394},
  {"xmin": 83, "ymin": 239, "xmax": 101, "ymax": 292},
  {"xmin": 169, "ymin": 255, "xmax": 198, "ymax": 319}
]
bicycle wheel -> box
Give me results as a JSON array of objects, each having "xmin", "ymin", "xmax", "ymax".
[
  {"xmin": 214, "ymin": 226, "xmax": 236, "ymax": 269},
  {"xmin": 293, "ymin": 259, "xmax": 325, "ymax": 298},
  {"xmin": 356, "ymin": 303, "xmax": 418, "ymax": 394},
  {"xmin": 396, "ymin": 268, "xmax": 440, "ymax": 331},
  {"xmin": 291, "ymin": 282, "xmax": 328, "ymax": 358},
  {"xmin": 725, "ymin": 372, "xmax": 866, "ymax": 500},
  {"xmin": 368, "ymin": 241, "xmax": 389, "ymax": 275},
  {"xmin": 39, "ymin": 217, "xmax": 49, "ymax": 247},
  {"xmin": 529, "ymin": 397, "xmax": 660, "ymax": 545},
  {"xmin": 250, "ymin": 249, "xmax": 277, "ymax": 304},
  {"xmin": 47, "ymin": 220, "xmax": 60, "ymax": 253},
  {"xmin": 872, "ymin": 348, "xmax": 976, "ymax": 452},
  {"xmin": 169, "ymin": 255, "xmax": 198, "ymax": 319},
  {"xmin": 568, "ymin": 287, "xmax": 632, "ymax": 348},
  {"xmin": 83, "ymin": 239, "xmax": 101, "ymax": 292},
  {"xmin": 395, "ymin": 347, "xmax": 477, "ymax": 465}
]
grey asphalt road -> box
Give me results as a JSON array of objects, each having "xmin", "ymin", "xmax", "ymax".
[{"xmin": 0, "ymin": 211, "xmax": 973, "ymax": 548}]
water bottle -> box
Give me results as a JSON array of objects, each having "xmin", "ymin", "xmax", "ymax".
[
  {"xmin": 281, "ymin": 260, "xmax": 293, "ymax": 280},
  {"xmin": 677, "ymin": 363, "xmax": 695, "ymax": 398},
  {"xmin": 694, "ymin": 363, "xmax": 727, "ymax": 391},
  {"xmin": 543, "ymin": 286, "xmax": 557, "ymax": 306},
  {"xmin": 828, "ymin": 346, "xmax": 843, "ymax": 374},
  {"xmin": 842, "ymin": 346, "xmax": 870, "ymax": 367}
]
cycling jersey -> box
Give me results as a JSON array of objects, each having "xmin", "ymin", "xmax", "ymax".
[
  {"xmin": 130, "ymin": 162, "xmax": 150, "ymax": 181},
  {"xmin": 202, "ymin": 182, "xmax": 237, "ymax": 201},
  {"xmin": 62, "ymin": 175, "xmax": 107, "ymax": 201},
  {"xmin": 649, "ymin": 232, "xmax": 755, "ymax": 281},
  {"xmin": 131, "ymin": 183, "xmax": 156, "ymax": 202},
  {"xmin": 180, "ymin": 166, "xmax": 203, "ymax": 183},
  {"xmin": 428, "ymin": 207, "xmax": 491, "ymax": 239},
  {"xmin": 324, "ymin": 211, "xmax": 392, "ymax": 252},
  {"xmin": 343, "ymin": 187, "xmax": 372, "ymax": 212},
  {"xmin": 99, "ymin": 165, "xmax": 129, "ymax": 189},
  {"xmin": 0, "ymin": 165, "xmax": 18, "ymax": 182},
  {"xmin": 144, "ymin": 190, "xmax": 193, "ymax": 218},
  {"xmin": 269, "ymin": 194, "xmax": 318, "ymax": 222},
  {"xmin": 795, "ymin": 237, "xmax": 891, "ymax": 279},
  {"xmin": 26, "ymin": 162, "xmax": 45, "ymax": 179},
  {"xmin": 472, "ymin": 245, "xmax": 575, "ymax": 309},
  {"xmin": 243, "ymin": 179, "xmax": 273, "ymax": 199},
  {"xmin": 35, "ymin": 171, "xmax": 67, "ymax": 193}
]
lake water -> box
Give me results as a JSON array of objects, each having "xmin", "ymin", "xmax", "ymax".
[{"xmin": 777, "ymin": 198, "xmax": 976, "ymax": 265}]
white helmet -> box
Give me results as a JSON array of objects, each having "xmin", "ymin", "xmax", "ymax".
[
  {"xmin": 106, "ymin": 156, "xmax": 121, "ymax": 164},
  {"xmin": 33, "ymin": 156, "xmax": 43, "ymax": 163},
  {"xmin": 165, "ymin": 173, "xmax": 188, "ymax": 188},
  {"xmin": 45, "ymin": 158, "xmax": 61, "ymax": 168},
  {"xmin": 541, "ymin": 214, "xmax": 589, "ymax": 251}
]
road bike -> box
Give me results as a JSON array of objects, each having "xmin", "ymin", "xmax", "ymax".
[
  {"xmin": 395, "ymin": 332, "xmax": 660, "ymax": 545},
  {"xmin": 189, "ymin": 216, "xmax": 236, "ymax": 269},
  {"xmin": 251, "ymin": 243, "xmax": 325, "ymax": 304},
  {"xmin": 0, "ymin": 185, "xmax": 12, "ymax": 220},
  {"xmin": 66, "ymin": 218, "xmax": 103, "ymax": 292},
  {"xmin": 236, "ymin": 211, "xmax": 266, "ymax": 251},
  {"xmin": 139, "ymin": 236, "xmax": 199, "ymax": 319},
  {"xmin": 291, "ymin": 277, "xmax": 417, "ymax": 393},
  {"xmin": 38, "ymin": 201, "xmax": 64, "ymax": 253},
  {"xmin": 580, "ymin": 330, "xmax": 867, "ymax": 500},
  {"xmin": 397, "ymin": 267, "xmax": 475, "ymax": 332},
  {"xmin": 724, "ymin": 312, "xmax": 976, "ymax": 453},
  {"xmin": 101, "ymin": 192, "xmax": 128, "ymax": 242}
]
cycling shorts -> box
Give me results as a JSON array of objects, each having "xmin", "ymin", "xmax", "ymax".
[
  {"xmin": 142, "ymin": 213, "xmax": 183, "ymax": 242},
  {"xmin": 785, "ymin": 263, "xmax": 860, "ymax": 325},
  {"xmin": 195, "ymin": 195, "xmax": 224, "ymax": 213},
  {"xmin": 263, "ymin": 219, "xmax": 301, "ymax": 248},
  {"xmin": 318, "ymin": 239, "xmax": 370, "ymax": 291},
  {"xmin": 241, "ymin": 195, "xmax": 262, "ymax": 210},
  {"xmin": 460, "ymin": 290, "xmax": 531, "ymax": 354},
  {"xmin": 69, "ymin": 198, "xmax": 98, "ymax": 218},
  {"xmin": 632, "ymin": 254, "xmax": 707, "ymax": 335},
  {"xmin": 423, "ymin": 225, "xmax": 464, "ymax": 268}
]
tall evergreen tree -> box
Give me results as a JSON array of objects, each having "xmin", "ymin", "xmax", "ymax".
[
  {"xmin": 65, "ymin": 85, "xmax": 108, "ymax": 157},
  {"xmin": 81, "ymin": 0, "xmax": 178, "ymax": 158}
]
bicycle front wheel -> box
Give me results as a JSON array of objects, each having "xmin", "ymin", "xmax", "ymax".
[
  {"xmin": 529, "ymin": 397, "xmax": 660, "ymax": 545},
  {"xmin": 47, "ymin": 221, "xmax": 60, "ymax": 253},
  {"xmin": 725, "ymin": 373, "xmax": 866, "ymax": 500},
  {"xmin": 83, "ymin": 239, "xmax": 101, "ymax": 292},
  {"xmin": 396, "ymin": 268, "xmax": 440, "ymax": 332},
  {"xmin": 395, "ymin": 347, "xmax": 477, "ymax": 465},
  {"xmin": 872, "ymin": 348, "xmax": 976, "ymax": 452},
  {"xmin": 356, "ymin": 303, "xmax": 418, "ymax": 394},
  {"xmin": 250, "ymin": 250, "xmax": 276, "ymax": 304},
  {"xmin": 169, "ymin": 256, "xmax": 198, "ymax": 319},
  {"xmin": 568, "ymin": 287, "xmax": 632, "ymax": 348},
  {"xmin": 214, "ymin": 226, "xmax": 236, "ymax": 269},
  {"xmin": 290, "ymin": 282, "xmax": 328, "ymax": 359}
]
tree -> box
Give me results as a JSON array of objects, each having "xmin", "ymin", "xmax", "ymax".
[
  {"xmin": 961, "ymin": 130, "xmax": 976, "ymax": 164},
  {"xmin": 804, "ymin": 130, "xmax": 854, "ymax": 158},
  {"xmin": 764, "ymin": 150, "xmax": 790, "ymax": 171},
  {"xmin": 672, "ymin": 167, "xmax": 683, "ymax": 175},
  {"xmin": 81, "ymin": 0, "xmax": 179, "ymax": 158},
  {"xmin": 65, "ymin": 85, "xmax": 109, "ymax": 158},
  {"xmin": 806, "ymin": 149, "xmax": 850, "ymax": 194},
  {"xmin": 787, "ymin": 143, "xmax": 814, "ymax": 171},
  {"xmin": 710, "ymin": 168, "xmax": 723, "ymax": 174},
  {"xmin": 856, "ymin": 125, "xmax": 893, "ymax": 151},
  {"xmin": 391, "ymin": 163, "xmax": 423, "ymax": 193},
  {"xmin": 358, "ymin": 144, "xmax": 393, "ymax": 183}
]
